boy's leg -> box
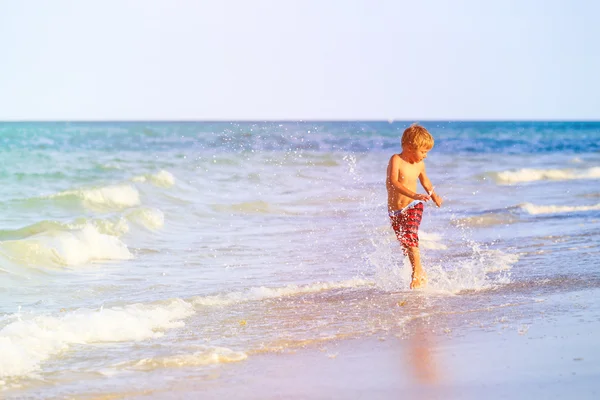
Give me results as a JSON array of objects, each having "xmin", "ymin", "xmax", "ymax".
[
  {"xmin": 390, "ymin": 204, "xmax": 426, "ymax": 289},
  {"xmin": 406, "ymin": 246, "xmax": 427, "ymax": 289}
]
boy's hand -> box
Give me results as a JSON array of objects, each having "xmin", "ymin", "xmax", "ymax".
[
  {"xmin": 431, "ymin": 193, "xmax": 443, "ymax": 207},
  {"xmin": 413, "ymin": 193, "xmax": 431, "ymax": 202}
]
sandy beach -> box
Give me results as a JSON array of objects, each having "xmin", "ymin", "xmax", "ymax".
[{"xmin": 76, "ymin": 288, "xmax": 600, "ymax": 400}]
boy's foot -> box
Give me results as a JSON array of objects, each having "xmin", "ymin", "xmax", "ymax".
[{"xmin": 410, "ymin": 272, "xmax": 428, "ymax": 289}]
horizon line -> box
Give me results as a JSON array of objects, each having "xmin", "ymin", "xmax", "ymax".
[{"xmin": 1, "ymin": 119, "xmax": 600, "ymax": 123}]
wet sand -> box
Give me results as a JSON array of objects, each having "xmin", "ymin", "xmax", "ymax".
[{"xmin": 134, "ymin": 305, "xmax": 600, "ymax": 400}]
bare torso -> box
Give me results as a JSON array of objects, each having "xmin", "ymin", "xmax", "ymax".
[{"xmin": 386, "ymin": 154, "xmax": 424, "ymax": 211}]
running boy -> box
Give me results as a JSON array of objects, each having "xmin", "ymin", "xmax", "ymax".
[{"xmin": 386, "ymin": 123, "xmax": 443, "ymax": 289}]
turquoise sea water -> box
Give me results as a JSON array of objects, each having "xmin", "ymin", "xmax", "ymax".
[{"xmin": 0, "ymin": 121, "xmax": 599, "ymax": 397}]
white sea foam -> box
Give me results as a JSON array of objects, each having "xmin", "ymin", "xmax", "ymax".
[
  {"xmin": 125, "ymin": 207, "xmax": 165, "ymax": 230},
  {"xmin": 49, "ymin": 184, "xmax": 141, "ymax": 211},
  {"xmin": 192, "ymin": 278, "xmax": 373, "ymax": 306},
  {"xmin": 118, "ymin": 346, "xmax": 247, "ymax": 371},
  {"xmin": 520, "ymin": 202, "xmax": 600, "ymax": 215},
  {"xmin": 132, "ymin": 170, "xmax": 175, "ymax": 188},
  {"xmin": 0, "ymin": 219, "xmax": 127, "ymax": 241},
  {"xmin": 453, "ymin": 213, "xmax": 518, "ymax": 227},
  {"xmin": 493, "ymin": 167, "xmax": 600, "ymax": 184},
  {"xmin": 0, "ymin": 299, "xmax": 194, "ymax": 378},
  {"xmin": 481, "ymin": 250, "xmax": 520, "ymax": 272},
  {"xmin": 423, "ymin": 267, "xmax": 496, "ymax": 294},
  {"xmin": 369, "ymin": 229, "xmax": 517, "ymax": 293},
  {"xmin": 87, "ymin": 217, "xmax": 130, "ymax": 237},
  {"xmin": 419, "ymin": 231, "xmax": 448, "ymax": 250},
  {"xmin": 425, "ymin": 247, "xmax": 517, "ymax": 293},
  {"xmin": 0, "ymin": 209, "xmax": 164, "ymax": 244},
  {"xmin": 0, "ymin": 224, "xmax": 132, "ymax": 266},
  {"xmin": 212, "ymin": 200, "xmax": 295, "ymax": 215}
]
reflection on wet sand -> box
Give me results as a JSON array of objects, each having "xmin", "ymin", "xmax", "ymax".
[
  {"xmin": 404, "ymin": 296, "xmax": 442, "ymax": 387},
  {"xmin": 408, "ymin": 314, "xmax": 440, "ymax": 385}
]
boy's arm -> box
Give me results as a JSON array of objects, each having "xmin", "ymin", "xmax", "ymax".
[
  {"xmin": 419, "ymin": 167, "xmax": 443, "ymax": 207},
  {"xmin": 389, "ymin": 155, "xmax": 430, "ymax": 201}
]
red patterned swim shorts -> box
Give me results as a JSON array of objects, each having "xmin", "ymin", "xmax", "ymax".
[{"xmin": 389, "ymin": 202, "xmax": 424, "ymax": 253}]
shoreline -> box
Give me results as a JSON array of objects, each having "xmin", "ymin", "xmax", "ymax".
[
  {"xmin": 133, "ymin": 300, "xmax": 600, "ymax": 400},
  {"xmin": 4, "ymin": 290, "xmax": 600, "ymax": 399}
]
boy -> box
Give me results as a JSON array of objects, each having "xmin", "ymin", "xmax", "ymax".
[{"xmin": 386, "ymin": 123, "xmax": 443, "ymax": 289}]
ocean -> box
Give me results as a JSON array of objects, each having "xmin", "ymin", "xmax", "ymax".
[{"xmin": 0, "ymin": 121, "xmax": 599, "ymax": 398}]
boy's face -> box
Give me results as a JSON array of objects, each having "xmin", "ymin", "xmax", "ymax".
[{"xmin": 404, "ymin": 144, "xmax": 431, "ymax": 163}]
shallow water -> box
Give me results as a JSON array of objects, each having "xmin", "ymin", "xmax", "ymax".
[{"xmin": 0, "ymin": 121, "xmax": 599, "ymax": 397}]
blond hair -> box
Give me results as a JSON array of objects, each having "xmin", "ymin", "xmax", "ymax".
[{"xmin": 401, "ymin": 123, "xmax": 434, "ymax": 150}]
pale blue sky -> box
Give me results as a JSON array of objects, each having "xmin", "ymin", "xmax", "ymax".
[{"xmin": 0, "ymin": 0, "xmax": 598, "ymax": 120}]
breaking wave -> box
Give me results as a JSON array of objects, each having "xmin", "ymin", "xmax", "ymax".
[
  {"xmin": 492, "ymin": 167, "xmax": 600, "ymax": 184},
  {"xmin": 132, "ymin": 170, "xmax": 175, "ymax": 188},
  {"xmin": 0, "ymin": 299, "xmax": 194, "ymax": 378},
  {"xmin": 46, "ymin": 184, "xmax": 141, "ymax": 211},
  {"xmin": 192, "ymin": 278, "xmax": 373, "ymax": 306},
  {"xmin": 520, "ymin": 202, "xmax": 600, "ymax": 215},
  {"xmin": 0, "ymin": 224, "xmax": 132, "ymax": 267}
]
